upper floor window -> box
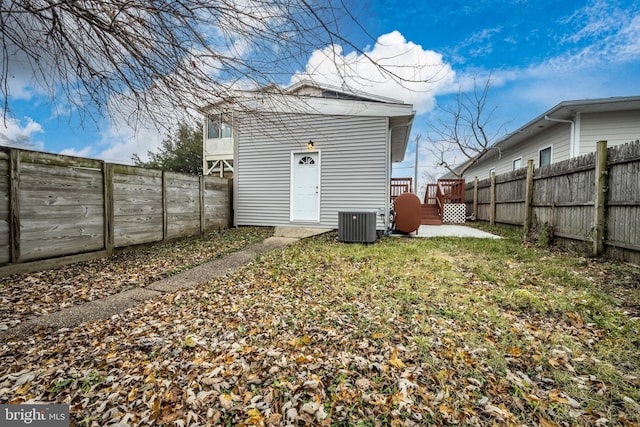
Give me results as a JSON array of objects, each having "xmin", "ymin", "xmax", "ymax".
[
  {"xmin": 207, "ymin": 112, "xmax": 232, "ymax": 139},
  {"xmin": 539, "ymin": 146, "xmax": 552, "ymax": 167},
  {"xmin": 512, "ymin": 157, "xmax": 522, "ymax": 171}
]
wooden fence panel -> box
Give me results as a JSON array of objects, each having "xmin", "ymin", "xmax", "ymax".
[
  {"xmin": 554, "ymin": 205, "xmax": 593, "ymax": 240},
  {"xmin": 494, "ymin": 170, "xmax": 527, "ymax": 225},
  {"xmin": 166, "ymin": 172, "xmax": 201, "ymax": 239},
  {"xmin": 464, "ymin": 185, "xmax": 474, "ymax": 216},
  {"xmin": 533, "ymin": 154, "xmax": 595, "ymax": 203},
  {"xmin": 496, "ymin": 203, "xmax": 525, "ymax": 225},
  {"xmin": 204, "ymin": 177, "xmax": 231, "ymax": 231},
  {"xmin": 605, "ymin": 140, "xmax": 640, "ymax": 258},
  {"xmin": 531, "ymin": 154, "xmax": 596, "ymax": 240},
  {"xmin": 464, "ymin": 140, "xmax": 640, "ymax": 262},
  {"xmin": 113, "ymin": 165, "xmax": 163, "ymax": 247},
  {"xmin": 19, "ymin": 157, "xmax": 104, "ymax": 261},
  {"xmin": 475, "ymin": 179, "xmax": 491, "ymax": 222},
  {"xmin": 0, "ymin": 154, "xmax": 10, "ymax": 264},
  {"xmin": 0, "ymin": 147, "xmax": 232, "ymax": 275}
]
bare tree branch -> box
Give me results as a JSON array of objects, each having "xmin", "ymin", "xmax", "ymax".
[
  {"xmin": 0, "ymin": 0, "xmax": 392, "ymax": 128},
  {"xmin": 427, "ymin": 75, "xmax": 507, "ymax": 178}
]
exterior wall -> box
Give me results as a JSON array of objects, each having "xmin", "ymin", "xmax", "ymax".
[
  {"xmin": 235, "ymin": 112, "xmax": 389, "ymax": 229},
  {"xmin": 579, "ymin": 110, "xmax": 640, "ymax": 154},
  {"xmin": 463, "ymin": 125, "xmax": 571, "ymax": 181}
]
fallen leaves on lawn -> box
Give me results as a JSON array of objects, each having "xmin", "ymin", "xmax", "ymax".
[
  {"xmin": 0, "ymin": 232, "xmax": 638, "ymax": 426},
  {"xmin": 0, "ymin": 227, "xmax": 273, "ymax": 329}
]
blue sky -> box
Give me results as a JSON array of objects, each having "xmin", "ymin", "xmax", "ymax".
[{"xmin": 2, "ymin": 0, "xmax": 640, "ymax": 182}]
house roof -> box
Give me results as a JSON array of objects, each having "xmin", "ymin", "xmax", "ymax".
[
  {"xmin": 204, "ymin": 81, "xmax": 415, "ymax": 162},
  {"xmin": 447, "ymin": 95, "xmax": 640, "ymax": 175},
  {"xmin": 284, "ymin": 80, "xmax": 405, "ymax": 104},
  {"xmin": 499, "ymin": 95, "xmax": 640, "ymax": 151}
]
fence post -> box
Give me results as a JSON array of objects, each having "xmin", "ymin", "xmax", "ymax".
[
  {"xmin": 473, "ymin": 176, "xmax": 478, "ymax": 219},
  {"xmin": 489, "ymin": 171, "xmax": 496, "ymax": 225},
  {"xmin": 199, "ymin": 175, "xmax": 206, "ymax": 236},
  {"xmin": 228, "ymin": 178, "xmax": 234, "ymax": 228},
  {"xmin": 9, "ymin": 149, "xmax": 20, "ymax": 263},
  {"xmin": 523, "ymin": 159, "xmax": 534, "ymax": 232},
  {"xmin": 162, "ymin": 171, "xmax": 168, "ymax": 240},
  {"xmin": 103, "ymin": 162, "xmax": 114, "ymax": 255},
  {"xmin": 593, "ymin": 140, "xmax": 608, "ymax": 256}
]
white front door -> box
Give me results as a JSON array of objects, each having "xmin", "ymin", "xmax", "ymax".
[{"xmin": 291, "ymin": 152, "xmax": 320, "ymax": 222}]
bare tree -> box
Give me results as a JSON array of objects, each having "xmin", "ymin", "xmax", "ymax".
[
  {"xmin": 0, "ymin": 0, "xmax": 383, "ymax": 126},
  {"xmin": 427, "ymin": 76, "xmax": 507, "ymax": 178},
  {"xmin": 132, "ymin": 123, "xmax": 203, "ymax": 174}
]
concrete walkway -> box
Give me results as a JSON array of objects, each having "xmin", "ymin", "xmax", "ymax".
[{"xmin": 0, "ymin": 228, "xmax": 328, "ymax": 342}]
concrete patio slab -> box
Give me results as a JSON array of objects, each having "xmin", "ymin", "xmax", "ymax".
[{"xmin": 392, "ymin": 224, "xmax": 501, "ymax": 239}]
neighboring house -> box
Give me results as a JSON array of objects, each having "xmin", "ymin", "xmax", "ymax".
[
  {"xmin": 202, "ymin": 81, "xmax": 415, "ymax": 231},
  {"xmin": 449, "ymin": 96, "xmax": 640, "ymax": 181}
]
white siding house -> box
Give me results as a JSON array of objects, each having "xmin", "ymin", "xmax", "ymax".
[
  {"xmin": 202, "ymin": 81, "xmax": 415, "ymax": 230},
  {"xmin": 453, "ymin": 96, "xmax": 640, "ymax": 181}
]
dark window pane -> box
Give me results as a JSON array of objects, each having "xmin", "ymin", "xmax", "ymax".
[{"xmin": 540, "ymin": 147, "xmax": 551, "ymax": 167}]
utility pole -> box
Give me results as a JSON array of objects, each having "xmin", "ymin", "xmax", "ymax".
[{"xmin": 413, "ymin": 134, "xmax": 421, "ymax": 194}]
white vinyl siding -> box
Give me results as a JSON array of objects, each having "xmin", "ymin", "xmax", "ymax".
[
  {"xmin": 235, "ymin": 112, "xmax": 388, "ymax": 229},
  {"xmin": 579, "ymin": 110, "xmax": 640, "ymax": 155},
  {"xmin": 463, "ymin": 124, "xmax": 571, "ymax": 180}
]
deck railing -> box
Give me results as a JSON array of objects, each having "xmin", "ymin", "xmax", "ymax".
[
  {"xmin": 437, "ymin": 179, "xmax": 465, "ymax": 204},
  {"xmin": 390, "ymin": 177, "xmax": 413, "ymax": 202},
  {"xmin": 423, "ymin": 179, "xmax": 465, "ymax": 217},
  {"xmin": 425, "ymin": 184, "xmax": 438, "ymax": 205}
]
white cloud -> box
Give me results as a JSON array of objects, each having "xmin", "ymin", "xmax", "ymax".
[
  {"xmin": 613, "ymin": 15, "xmax": 640, "ymax": 59},
  {"xmin": 468, "ymin": 0, "xmax": 640, "ymax": 117},
  {"xmin": 452, "ymin": 26, "xmax": 503, "ymax": 61},
  {"xmin": 55, "ymin": 113, "xmax": 166, "ymax": 165},
  {"xmin": 59, "ymin": 146, "xmax": 93, "ymax": 158},
  {"xmin": 550, "ymin": 0, "xmax": 640, "ymax": 70},
  {"xmin": 0, "ymin": 115, "xmax": 44, "ymax": 149},
  {"xmin": 561, "ymin": 0, "xmax": 627, "ymax": 44},
  {"xmin": 290, "ymin": 31, "xmax": 455, "ymax": 113},
  {"xmin": 95, "ymin": 116, "xmax": 166, "ymax": 165}
]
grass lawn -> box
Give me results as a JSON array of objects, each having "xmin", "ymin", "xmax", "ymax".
[{"xmin": 1, "ymin": 227, "xmax": 639, "ymax": 426}]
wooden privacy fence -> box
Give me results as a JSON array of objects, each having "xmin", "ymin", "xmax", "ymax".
[
  {"xmin": 0, "ymin": 147, "xmax": 231, "ymax": 274},
  {"xmin": 466, "ymin": 140, "xmax": 640, "ymax": 263}
]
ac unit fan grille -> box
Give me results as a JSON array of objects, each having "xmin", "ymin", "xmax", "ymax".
[{"xmin": 338, "ymin": 211, "xmax": 377, "ymax": 243}]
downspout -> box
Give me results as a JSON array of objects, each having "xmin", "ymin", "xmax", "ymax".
[{"xmin": 544, "ymin": 115, "xmax": 576, "ymax": 158}]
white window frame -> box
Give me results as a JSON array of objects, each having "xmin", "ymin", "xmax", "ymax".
[
  {"xmin": 512, "ymin": 157, "xmax": 523, "ymax": 171},
  {"xmin": 206, "ymin": 112, "xmax": 233, "ymax": 140},
  {"xmin": 538, "ymin": 145, "xmax": 553, "ymax": 167}
]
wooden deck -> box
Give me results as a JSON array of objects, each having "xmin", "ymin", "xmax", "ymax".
[
  {"xmin": 421, "ymin": 203, "xmax": 442, "ymax": 225},
  {"xmin": 391, "ymin": 178, "xmax": 465, "ymax": 225}
]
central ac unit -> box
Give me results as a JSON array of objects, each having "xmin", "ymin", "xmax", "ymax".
[{"xmin": 338, "ymin": 211, "xmax": 377, "ymax": 243}]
